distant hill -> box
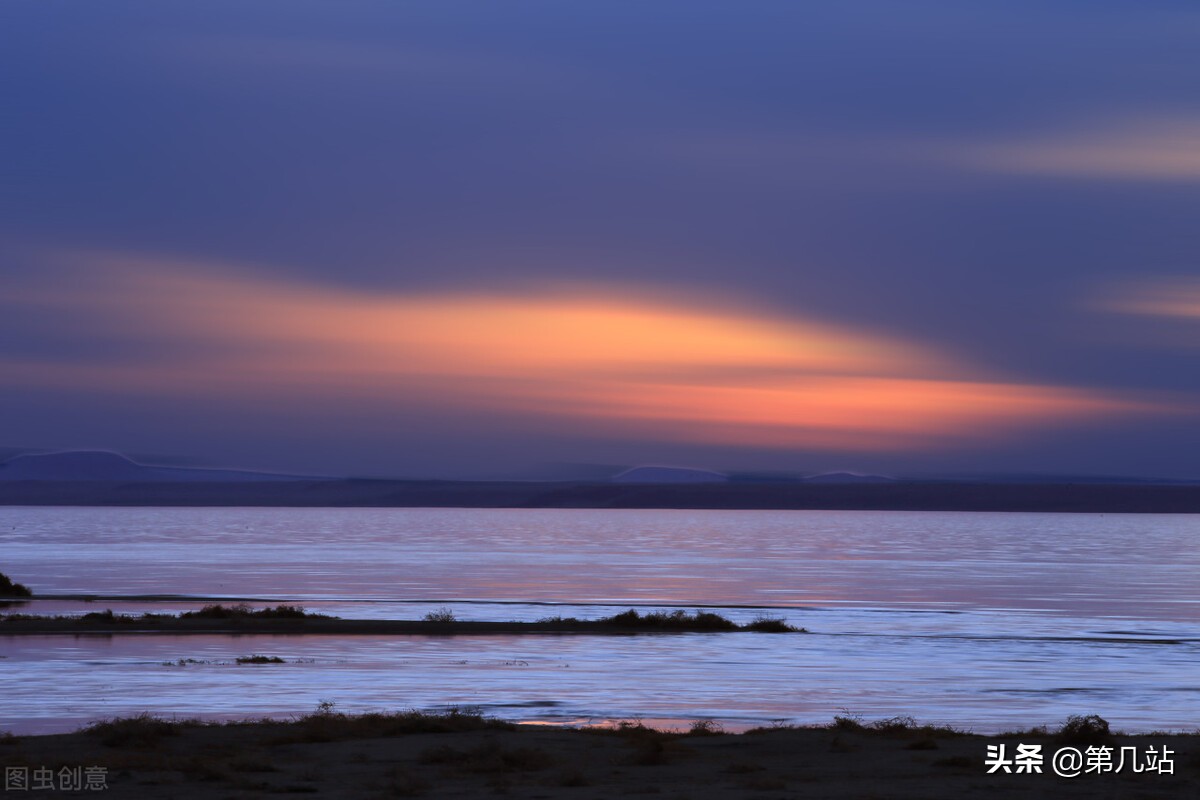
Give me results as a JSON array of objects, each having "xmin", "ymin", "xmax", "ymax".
[
  {"xmin": 1, "ymin": 451, "xmax": 1198, "ymax": 512},
  {"xmin": 612, "ymin": 466, "xmax": 729, "ymax": 484},
  {"xmin": 0, "ymin": 451, "xmax": 311, "ymax": 483},
  {"xmin": 803, "ymin": 471, "xmax": 894, "ymax": 484}
]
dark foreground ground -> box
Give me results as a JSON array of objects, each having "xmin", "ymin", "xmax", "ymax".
[{"xmin": 3, "ymin": 711, "xmax": 1196, "ymax": 799}]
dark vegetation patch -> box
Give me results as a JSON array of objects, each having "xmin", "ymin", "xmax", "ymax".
[
  {"xmin": 603, "ymin": 609, "xmax": 738, "ymax": 630},
  {"xmin": 274, "ymin": 704, "xmax": 516, "ymax": 744},
  {"xmin": 236, "ymin": 655, "xmax": 286, "ymax": 664},
  {"xmin": 684, "ymin": 719, "xmax": 724, "ymax": 737},
  {"xmin": 547, "ymin": 608, "xmax": 806, "ymax": 632},
  {"xmin": 1055, "ymin": 714, "xmax": 1115, "ymax": 747},
  {"xmin": 84, "ymin": 712, "xmax": 187, "ymax": 748},
  {"xmin": 422, "ymin": 608, "xmax": 457, "ymax": 623},
  {"xmin": 181, "ymin": 604, "xmax": 332, "ymax": 620},
  {"xmin": 828, "ymin": 714, "xmax": 967, "ymax": 739},
  {"xmin": 0, "ymin": 571, "xmax": 32, "ymax": 598},
  {"xmin": 743, "ymin": 614, "xmax": 804, "ymax": 633},
  {"xmin": 78, "ymin": 705, "xmax": 515, "ymax": 750}
]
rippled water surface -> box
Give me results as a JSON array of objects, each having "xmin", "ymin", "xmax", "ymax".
[{"xmin": 2, "ymin": 507, "xmax": 1198, "ymax": 734}]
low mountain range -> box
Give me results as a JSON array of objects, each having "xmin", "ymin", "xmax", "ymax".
[
  {"xmin": 1, "ymin": 450, "xmax": 1196, "ymax": 512},
  {"xmin": 0, "ymin": 451, "xmax": 309, "ymax": 483}
]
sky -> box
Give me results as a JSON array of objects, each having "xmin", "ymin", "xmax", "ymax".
[{"xmin": 2, "ymin": 1, "xmax": 1199, "ymax": 479}]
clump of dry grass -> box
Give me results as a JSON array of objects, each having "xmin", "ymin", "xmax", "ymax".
[
  {"xmin": 584, "ymin": 720, "xmax": 670, "ymax": 740},
  {"xmin": 84, "ymin": 712, "xmax": 188, "ymax": 747},
  {"xmin": 827, "ymin": 714, "xmax": 966, "ymax": 739},
  {"xmin": 81, "ymin": 705, "xmax": 515, "ymax": 750},
  {"xmin": 422, "ymin": 608, "xmax": 457, "ymax": 623},
  {"xmin": 280, "ymin": 704, "xmax": 515, "ymax": 744},
  {"xmin": 684, "ymin": 719, "xmax": 724, "ymax": 737},
  {"xmin": 1055, "ymin": 714, "xmax": 1114, "ymax": 747}
]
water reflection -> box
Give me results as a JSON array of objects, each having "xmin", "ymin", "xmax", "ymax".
[{"xmin": 1, "ymin": 508, "xmax": 1198, "ymax": 734}]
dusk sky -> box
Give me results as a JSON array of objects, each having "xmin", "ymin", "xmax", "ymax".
[{"xmin": 3, "ymin": 1, "xmax": 1199, "ymax": 479}]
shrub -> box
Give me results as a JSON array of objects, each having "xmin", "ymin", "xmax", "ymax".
[
  {"xmin": 0, "ymin": 572, "xmax": 32, "ymax": 598},
  {"xmin": 744, "ymin": 614, "xmax": 804, "ymax": 633},
  {"xmin": 1056, "ymin": 715, "xmax": 1113, "ymax": 746},
  {"xmin": 423, "ymin": 607, "xmax": 456, "ymax": 623},
  {"xmin": 236, "ymin": 655, "xmax": 285, "ymax": 664},
  {"xmin": 827, "ymin": 714, "xmax": 964, "ymax": 738},
  {"xmin": 599, "ymin": 609, "xmax": 738, "ymax": 631},
  {"xmin": 832, "ymin": 714, "xmax": 865, "ymax": 732},
  {"xmin": 870, "ymin": 715, "xmax": 919, "ymax": 733},
  {"xmin": 84, "ymin": 713, "xmax": 183, "ymax": 747},
  {"xmin": 685, "ymin": 719, "xmax": 724, "ymax": 736}
]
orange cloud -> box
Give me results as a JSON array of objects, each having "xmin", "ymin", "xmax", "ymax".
[
  {"xmin": 1095, "ymin": 276, "xmax": 1200, "ymax": 320},
  {"xmin": 937, "ymin": 117, "xmax": 1200, "ymax": 181},
  {"xmin": 1, "ymin": 251, "xmax": 1153, "ymax": 451}
]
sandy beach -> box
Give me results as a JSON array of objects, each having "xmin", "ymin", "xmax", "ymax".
[{"xmin": 2, "ymin": 711, "xmax": 1195, "ymax": 799}]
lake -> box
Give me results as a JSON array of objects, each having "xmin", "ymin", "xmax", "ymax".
[{"xmin": 2, "ymin": 507, "xmax": 1198, "ymax": 735}]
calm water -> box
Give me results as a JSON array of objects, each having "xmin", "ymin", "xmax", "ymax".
[{"xmin": 2, "ymin": 507, "xmax": 1198, "ymax": 735}]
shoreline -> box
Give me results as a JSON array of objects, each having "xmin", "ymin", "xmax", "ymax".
[
  {"xmin": 2, "ymin": 711, "xmax": 1194, "ymax": 798},
  {"xmin": 4, "ymin": 478, "xmax": 1200, "ymax": 513}
]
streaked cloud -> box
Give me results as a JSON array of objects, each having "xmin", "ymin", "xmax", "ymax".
[
  {"xmin": 0, "ymin": 251, "xmax": 1155, "ymax": 452},
  {"xmin": 635, "ymin": 115, "xmax": 1200, "ymax": 188},
  {"xmin": 938, "ymin": 117, "xmax": 1200, "ymax": 181},
  {"xmin": 1094, "ymin": 276, "xmax": 1200, "ymax": 321}
]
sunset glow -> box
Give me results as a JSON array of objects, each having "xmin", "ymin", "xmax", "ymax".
[{"xmin": 1, "ymin": 254, "xmax": 1150, "ymax": 452}]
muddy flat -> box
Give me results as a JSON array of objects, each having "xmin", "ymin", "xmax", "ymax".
[{"xmin": 2, "ymin": 713, "xmax": 1195, "ymax": 799}]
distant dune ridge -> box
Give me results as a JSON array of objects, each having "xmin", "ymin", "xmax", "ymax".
[
  {"xmin": 0, "ymin": 450, "xmax": 1198, "ymax": 512},
  {"xmin": 611, "ymin": 466, "xmax": 729, "ymax": 484},
  {"xmin": 0, "ymin": 450, "xmax": 306, "ymax": 483},
  {"xmin": 803, "ymin": 471, "xmax": 895, "ymax": 484}
]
